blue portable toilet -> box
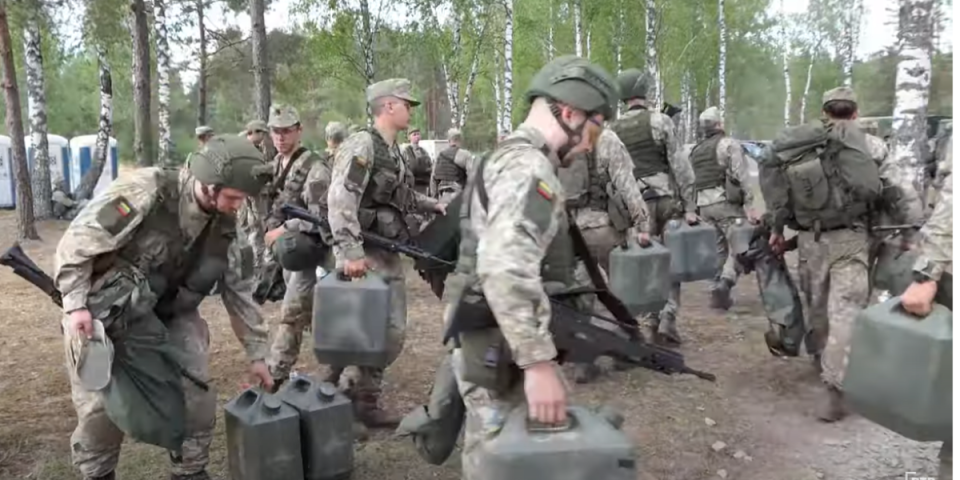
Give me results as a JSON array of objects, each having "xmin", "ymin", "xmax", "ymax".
[
  {"xmin": 0, "ymin": 135, "xmax": 12, "ymax": 208},
  {"xmin": 24, "ymin": 134, "xmax": 72, "ymax": 193},
  {"xmin": 69, "ymin": 135, "xmax": 118, "ymax": 198}
]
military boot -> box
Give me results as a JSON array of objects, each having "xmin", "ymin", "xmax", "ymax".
[
  {"xmin": 355, "ymin": 389, "xmax": 401, "ymax": 429},
  {"xmin": 710, "ymin": 278, "xmax": 734, "ymax": 311},
  {"xmin": 170, "ymin": 471, "xmax": 211, "ymax": 480},
  {"xmin": 86, "ymin": 473, "xmax": 115, "ymax": 480},
  {"xmin": 657, "ymin": 314, "xmax": 683, "ymax": 346},
  {"xmin": 573, "ymin": 362, "xmax": 601, "ymax": 384},
  {"xmin": 816, "ymin": 385, "xmax": 848, "ymax": 422}
]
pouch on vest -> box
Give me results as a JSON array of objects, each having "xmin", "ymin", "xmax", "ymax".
[
  {"xmin": 459, "ymin": 327, "xmax": 519, "ymax": 393},
  {"xmin": 724, "ymin": 176, "xmax": 744, "ymax": 205}
]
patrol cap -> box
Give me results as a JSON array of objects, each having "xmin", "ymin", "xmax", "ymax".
[
  {"xmin": 822, "ymin": 86, "xmax": 857, "ymax": 106},
  {"xmin": 617, "ymin": 68, "xmax": 648, "ymax": 101},
  {"xmin": 245, "ymin": 119, "xmax": 268, "ymax": 133},
  {"xmin": 409, "ymin": 127, "xmax": 421, "ymax": 135},
  {"xmin": 189, "ymin": 135, "xmax": 271, "ymax": 195},
  {"xmin": 699, "ymin": 106, "xmax": 722, "ymax": 125},
  {"xmin": 274, "ymin": 231, "xmax": 327, "ymax": 271},
  {"xmin": 196, "ymin": 126, "xmax": 214, "ymax": 137},
  {"xmin": 268, "ymin": 104, "xmax": 301, "ymax": 129},
  {"xmin": 366, "ymin": 78, "xmax": 421, "ymax": 106},
  {"xmin": 71, "ymin": 319, "xmax": 113, "ymax": 391},
  {"xmin": 446, "ymin": 128, "xmax": 462, "ymax": 141},
  {"xmin": 525, "ymin": 55, "xmax": 619, "ymax": 120}
]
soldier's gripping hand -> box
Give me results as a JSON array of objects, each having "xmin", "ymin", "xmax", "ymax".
[
  {"xmin": 249, "ymin": 360, "xmax": 275, "ymax": 391},
  {"xmin": 343, "ymin": 258, "xmax": 369, "ymax": 278},
  {"xmin": 637, "ymin": 232, "xmax": 652, "ymax": 247},
  {"xmin": 684, "ymin": 212, "xmax": 699, "ymax": 225},
  {"xmin": 68, "ymin": 308, "xmax": 94, "ymax": 339},
  {"xmin": 902, "ymin": 280, "xmax": 938, "ymax": 317},
  {"xmin": 524, "ymin": 361, "xmax": 567, "ymax": 425}
]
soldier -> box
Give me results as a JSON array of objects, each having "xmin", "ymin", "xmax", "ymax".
[
  {"xmin": 900, "ymin": 137, "xmax": 952, "ymax": 480},
  {"xmin": 265, "ymin": 121, "xmax": 347, "ymax": 386},
  {"xmin": 432, "ymin": 128, "xmax": 475, "ymax": 202},
  {"xmin": 444, "ymin": 55, "xmax": 618, "ymax": 480},
  {"xmin": 560, "ymin": 128, "xmax": 651, "ymax": 383},
  {"xmin": 195, "ymin": 126, "xmax": 215, "ymax": 147},
  {"xmin": 55, "ymin": 136, "xmax": 273, "ymax": 480},
  {"xmin": 402, "ymin": 127, "xmax": 434, "ymax": 196},
  {"xmin": 235, "ymin": 119, "xmax": 274, "ymax": 272},
  {"xmin": 688, "ymin": 106, "xmax": 759, "ymax": 310},
  {"xmin": 611, "ymin": 68, "xmax": 697, "ymax": 345},
  {"xmin": 327, "ymin": 78, "xmax": 445, "ymax": 427},
  {"xmin": 768, "ymin": 87, "xmax": 923, "ymax": 422}
]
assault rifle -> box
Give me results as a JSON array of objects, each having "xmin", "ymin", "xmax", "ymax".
[
  {"xmin": 1, "ymin": 243, "xmax": 62, "ymax": 307},
  {"xmin": 282, "ymin": 203, "xmax": 715, "ymax": 382}
]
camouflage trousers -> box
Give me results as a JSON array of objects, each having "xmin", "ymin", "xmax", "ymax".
[
  {"xmin": 797, "ymin": 228, "xmax": 871, "ymax": 388},
  {"xmin": 63, "ymin": 310, "xmax": 215, "ymax": 478},
  {"xmin": 267, "ymin": 268, "xmax": 319, "ymax": 381},
  {"xmin": 646, "ymin": 196, "xmax": 682, "ymax": 322},
  {"xmin": 699, "ymin": 202, "xmax": 746, "ymax": 286},
  {"xmin": 237, "ymin": 197, "xmax": 267, "ymax": 270}
]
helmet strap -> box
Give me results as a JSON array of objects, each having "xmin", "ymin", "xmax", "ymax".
[{"xmin": 548, "ymin": 101, "xmax": 586, "ymax": 159}]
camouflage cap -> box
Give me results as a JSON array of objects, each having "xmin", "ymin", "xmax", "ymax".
[
  {"xmin": 268, "ymin": 104, "xmax": 301, "ymax": 129},
  {"xmin": 446, "ymin": 128, "xmax": 462, "ymax": 141},
  {"xmin": 366, "ymin": 78, "xmax": 421, "ymax": 106},
  {"xmin": 617, "ymin": 68, "xmax": 648, "ymax": 101},
  {"xmin": 245, "ymin": 119, "xmax": 268, "ymax": 133},
  {"xmin": 409, "ymin": 127, "xmax": 421, "ymax": 134},
  {"xmin": 823, "ymin": 86, "xmax": 857, "ymax": 106},
  {"xmin": 196, "ymin": 126, "xmax": 214, "ymax": 137},
  {"xmin": 190, "ymin": 135, "xmax": 271, "ymax": 195},
  {"xmin": 325, "ymin": 121, "xmax": 348, "ymax": 143},
  {"xmin": 699, "ymin": 106, "xmax": 722, "ymax": 125},
  {"xmin": 70, "ymin": 319, "xmax": 113, "ymax": 391}
]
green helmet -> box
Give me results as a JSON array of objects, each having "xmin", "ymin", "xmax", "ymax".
[
  {"xmin": 617, "ymin": 68, "xmax": 648, "ymax": 101},
  {"xmin": 524, "ymin": 55, "xmax": 618, "ymax": 120},
  {"xmin": 189, "ymin": 135, "xmax": 271, "ymax": 195},
  {"xmin": 274, "ymin": 231, "xmax": 328, "ymax": 271}
]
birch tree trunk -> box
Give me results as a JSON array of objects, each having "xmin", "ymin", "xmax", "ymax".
[
  {"xmin": 586, "ymin": 30, "xmax": 591, "ymax": 60},
  {"xmin": 446, "ymin": 16, "xmax": 463, "ymax": 127},
  {"xmin": 494, "ymin": 50, "xmax": 502, "ymax": 132},
  {"xmin": 841, "ymin": 0, "xmax": 862, "ymax": 86},
  {"xmin": 573, "ymin": 0, "xmax": 582, "ymax": 57},
  {"xmin": 76, "ymin": 47, "xmax": 113, "ymax": 202},
  {"xmin": 501, "ymin": 0, "xmax": 513, "ymax": 133},
  {"xmin": 547, "ymin": 0, "xmax": 554, "ymax": 60},
  {"xmin": 780, "ymin": 0, "xmax": 791, "ymax": 126},
  {"xmin": 24, "ymin": 6, "xmax": 52, "ymax": 219},
  {"xmin": 645, "ymin": 0, "xmax": 660, "ymax": 109},
  {"xmin": 197, "ymin": 0, "xmax": 207, "ymax": 126},
  {"xmin": 892, "ymin": 0, "xmax": 933, "ymax": 191},
  {"xmin": 0, "ymin": 2, "xmax": 38, "ymax": 239},
  {"xmin": 459, "ymin": 17, "xmax": 487, "ymax": 129},
  {"xmin": 131, "ymin": 0, "xmax": 153, "ymax": 167},
  {"xmin": 357, "ymin": 0, "xmax": 376, "ymax": 124},
  {"xmin": 717, "ymin": 0, "xmax": 727, "ymax": 121},
  {"xmin": 154, "ymin": 0, "xmax": 172, "ymax": 166},
  {"xmin": 251, "ymin": 0, "xmax": 270, "ymax": 120},
  {"xmin": 615, "ymin": 0, "xmax": 622, "ymax": 74},
  {"xmin": 800, "ymin": 58, "xmax": 814, "ymax": 124}
]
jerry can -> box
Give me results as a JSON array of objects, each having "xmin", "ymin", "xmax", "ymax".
[
  {"xmin": 314, "ymin": 272, "xmax": 391, "ymax": 367},
  {"xmin": 225, "ymin": 388, "xmax": 303, "ymax": 480},
  {"xmin": 663, "ymin": 220, "xmax": 719, "ymax": 282},
  {"xmin": 872, "ymin": 240, "xmax": 953, "ymax": 308},
  {"xmin": 478, "ymin": 405, "xmax": 637, "ymax": 480},
  {"xmin": 844, "ymin": 298, "xmax": 952, "ymax": 441},
  {"xmin": 278, "ymin": 376, "xmax": 355, "ymax": 480},
  {"xmin": 608, "ymin": 239, "xmax": 671, "ymax": 315},
  {"xmin": 726, "ymin": 218, "xmax": 756, "ymax": 257}
]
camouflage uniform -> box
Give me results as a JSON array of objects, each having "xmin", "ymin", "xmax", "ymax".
[
  {"xmin": 54, "ymin": 140, "xmax": 268, "ymax": 479},
  {"xmin": 327, "ymin": 79, "xmax": 440, "ymax": 424},
  {"xmin": 262, "ymin": 106, "xmax": 324, "ymax": 382},
  {"xmin": 401, "ymin": 130, "xmax": 434, "ymax": 196},
  {"xmin": 688, "ymin": 107, "xmax": 755, "ymax": 308},
  {"xmin": 236, "ymin": 119, "xmax": 280, "ymax": 271},
  {"xmin": 612, "ymin": 69, "xmax": 696, "ymax": 342},
  {"xmin": 432, "ymin": 128, "xmax": 475, "ymax": 203}
]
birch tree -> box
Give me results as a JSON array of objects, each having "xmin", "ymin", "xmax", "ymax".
[
  {"xmin": 24, "ymin": 3, "xmax": 53, "ymax": 219},
  {"xmin": 573, "ymin": 0, "xmax": 582, "ymax": 57},
  {"xmin": 76, "ymin": 47, "xmax": 113, "ymax": 202},
  {"xmin": 645, "ymin": 0, "xmax": 660, "ymax": 109},
  {"xmin": 196, "ymin": 0, "xmax": 208, "ymax": 126},
  {"xmin": 547, "ymin": 0, "xmax": 554, "ymax": 60},
  {"xmin": 154, "ymin": 0, "xmax": 173, "ymax": 165},
  {"xmin": 892, "ymin": 0, "xmax": 933, "ymax": 190},
  {"xmin": 494, "ymin": 48, "xmax": 502, "ymax": 131},
  {"xmin": 131, "ymin": 0, "xmax": 153, "ymax": 166},
  {"xmin": 840, "ymin": 0, "xmax": 864, "ymax": 86},
  {"xmin": 458, "ymin": 11, "xmax": 487, "ymax": 128},
  {"xmin": 780, "ymin": 0, "xmax": 791, "ymax": 126},
  {"xmin": 501, "ymin": 0, "xmax": 513, "ymax": 133},
  {"xmin": 717, "ymin": 0, "xmax": 727, "ymax": 122},
  {"xmin": 251, "ymin": 0, "xmax": 270, "ymax": 120},
  {"xmin": 0, "ymin": 0, "xmax": 39, "ymax": 239}
]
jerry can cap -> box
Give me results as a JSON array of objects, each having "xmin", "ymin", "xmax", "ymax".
[
  {"xmin": 317, "ymin": 382, "xmax": 338, "ymax": 399},
  {"xmin": 70, "ymin": 319, "xmax": 113, "ymax": 391},
  {"xmin": 262, "ymin": 394, "xmax": 282, "ymax": 411}
]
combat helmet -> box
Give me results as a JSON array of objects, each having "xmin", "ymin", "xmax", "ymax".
[
  {"xmin": 524, "ymin": 55, "xmax": 619, "ymax": 120},
  {"xmin": 190, "ymin": 135, "xmax": 271, "ymax": 195},
  {"xmin": 617, "ymin": 68, "xmax": 648, "ymax": 102}
]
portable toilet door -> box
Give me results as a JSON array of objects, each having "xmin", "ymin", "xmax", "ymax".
[
  {"xmin": 24, "ymin": 134, "xmax": 71, "ymax": 193},
  {"xmin": 0, "ymin": 135, "xmax": 13, "ymax": 208},
  {"xmin": 69, "ymin": 135, "xmax": 119, "ymax": 198}
]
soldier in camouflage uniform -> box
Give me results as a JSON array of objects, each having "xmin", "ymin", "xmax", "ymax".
[
  {"xmin": 445, "ymin": 55, "xmax": 618, "ymax": 480},
  {"xmin": 402, "ymin": 128, "xmax": 434, "ymax": 196},
  {"xmin": 769, "ymin": 87, "xmax": 923, "ymax": 422},
  {"xmin": 244, "ymin": 119, "xmax": 278, "ymax": 162},
  {"xmin": 265, "ymin": 121, "xmax": 347, "ymax": 385},
  {"xmin": 611, "ymin": 68, "xmax": 697, "ymax": 345},
  {"xmin": 900, "ymin": 136, "xmax": 952, "ymax": 480},
  {"xmin": 687, "ymin": 107, "xmax": 759, "ymax": 310},
  {"xmin": 327, "ymin": 79, "xmax": 445, "ymax": 428},
  {"xmin": 236, "ymin": 120, "xmax": 273, "ymax": 271},
  {"xmin": 432, "ymin": 128, "xmax": 475, "ymax": 202},
  {"xmin": 55, "ymin": 136, "xmax": 273, "ymax": 480}
]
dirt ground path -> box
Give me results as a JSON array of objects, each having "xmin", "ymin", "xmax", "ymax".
[{"xmin": 0, "ymin": 212, "xmax": 942, "ymax": 480}]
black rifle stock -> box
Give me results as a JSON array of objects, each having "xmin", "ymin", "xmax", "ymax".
[{"xmin": 1, "ymin": 243, "xmax": 62, "ymax": 307}]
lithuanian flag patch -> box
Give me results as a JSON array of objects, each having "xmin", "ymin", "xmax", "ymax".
[
  {"xmin": 96, "ymin": 195, "xmax": 138, "ymax": 236},
  {"xmin": 535, "ymin": 180, "xmax": 553, "ymax": 200},
  {"xmin": 116, "ymin": 200, "xmax": 133, "ymax": 217}
]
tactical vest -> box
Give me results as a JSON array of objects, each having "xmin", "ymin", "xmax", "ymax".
[
  {"xmin": 611, "ymin": 109, "xmax": 669, "ymax": 179},
  {"xmin": 690, "ymin": 131, "xmax": 726, "ymax": 191},
  {"xmin": 558, "ymin": 152, "xmax": 609, "ymax": 211},
  {"xmin": 358, "ymin": 128, "xmax": 415, "ymax": 239},
  {"xmin": 269, "ymin": 146, "xmax": 309, "ymax": 202},
  {"xmin": 434, "ymin": 146, "xmax": 467, "ymax": 186},
  {"xmin": 407, "ymin": 145, "xmax": 433, "ymax": 187}
]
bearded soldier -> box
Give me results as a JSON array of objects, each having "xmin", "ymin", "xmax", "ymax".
[
  {"xmin": 611, "ymin": 68, "xmax": 697, "ymax": 345},
  {"xmin": 432, "ymin": 128, "xmax": 475, "ymax": 203},
  {"xmin": 444, "ymin": 55, "xmax": 618, "ymax": 480},
  {"xmin": 55, "ymin": 136, "xmax": 273, "ymax": 480},
  {"xmin": 402, "ymin": 127, "xmax": 434, "ymax": 196},
  {"xmin": 327, "ymin": 79, "xmax": 446, "ymax": 427},
  {"xmin": 687, "ymin": 107, "xmax": 760, "ymax": 310}
]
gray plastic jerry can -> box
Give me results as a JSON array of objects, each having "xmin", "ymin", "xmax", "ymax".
[
  {"xmin": 608, "ymin": 239, "xmax": 671, "ymax": 315},
  {"xmin": 726, "ymin": 218, "xmax": 756, "ymax": 257},
  {"xmin": 278, "ymin": 376, "xmax": 355, "ymax": 480},
  {"xmin": 663, "ymin": 220, "xmax": 719, "ymax": 282},
  {"xmin": 225, "ymin": 388, "xmax": 304, "ymax": 480},
  {"xmin": 479, "ymin": 405, "xmax": 637, "ymax": 480},
  {"xmin": 844, "ymin": 298, "xmax": 953, "ymax": 442},
  {"xmin": 313, "ymin": 272, "xmax": 391, "ymax": 368}
]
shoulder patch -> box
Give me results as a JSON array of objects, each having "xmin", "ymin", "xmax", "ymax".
[
  {"xmin": 345, "ymin": 155, "xmax": 370, "ymax": 191},
  {"xmin": 523, "ymin": 177, "xmax": 556, "ymax": 233},
  {"xmin": 535, "ymin": 180, "xmax": 554, "ymax": 200},
  {"xmin": 96, "ymin": 196, "xmax": 138, "ymax": 236}
]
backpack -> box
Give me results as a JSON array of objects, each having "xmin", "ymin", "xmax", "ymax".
[{"xmin": 769, "ymin": 120, "xmax": 881, "ymax": 231}]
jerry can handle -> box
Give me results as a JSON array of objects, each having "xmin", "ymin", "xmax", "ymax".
[
  {"xmin": 526, "ymin": 410, "xmax": 579, "ymax": 433},
  {"xmin": 335, "ymin": 269, "xmax": 369, "ymax": 282},
  {"xmin": 235, "ymin": 387, "xmax": 263, "ymax": 409}
]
